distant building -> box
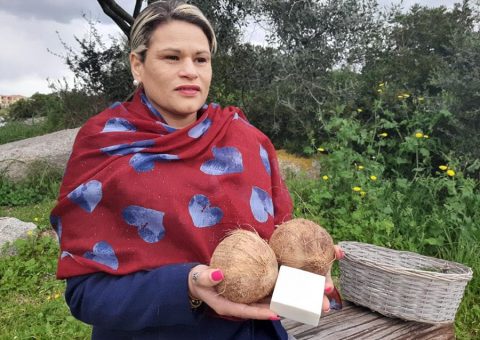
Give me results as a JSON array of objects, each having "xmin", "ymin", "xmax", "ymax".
[{"xmin": 0, "ymin": 95, "xmax": 26, "ymax": 109}]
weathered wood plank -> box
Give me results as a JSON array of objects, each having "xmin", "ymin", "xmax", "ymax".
[{"xmin": 282, "ymin": 301, "xmax": 455, "ymax": 340}]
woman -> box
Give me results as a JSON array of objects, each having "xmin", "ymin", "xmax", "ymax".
[{"xmin": 51, "ymin": 1, "xmax": 343, "ymax": 339}]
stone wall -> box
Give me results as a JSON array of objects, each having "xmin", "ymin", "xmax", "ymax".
[{"xmin": 0, "ymin": 128, "xmax": 80, "ymax": 180}]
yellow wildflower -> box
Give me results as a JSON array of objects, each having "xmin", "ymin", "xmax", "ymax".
[
  {"xmin": 403, "ymin": 93, "xmax": 410, "ymax": 98},
  {"xmin": 379, "ymin": 132, "xmax": 388, "ymax": 138},
  {"xmin": 353, "ymin": 186, "xmax": 362, "ymax": 192},
  {"xmin": 317, "ymin": 147, "xmax": 325, "ymax": 152},
  {"xmin": 370, "ymin": 175, "xmax": 378, "ymax": 181},
  {"xmin": 447, "ymin": 169, "xmax": 456, "ymax": 177},
  {"xmin": 397, "ymin": 95, "xmax": 404, "ymax": 99},
  {"xmin": 54, "ymin": 293, "xmax": 61, "ymax": 299},
  {"xmin": 379, "ymin": 83, "xmax": 385, "ymax": 87},
  {"xmin": 27, "ymin": 230, "xmax": 34, "ymax": 236},
  {"xmin": 423, "ymin": 135, "xmax": 429, "ymax": 139},
  {"xmin": 377, "ymin": 89, "xmax": 383, "ymax": 93},
  {"xmin": 418, "ymin": 97, "xmax": 425, "ymax": 101},
  {"xmin": 322, "ymin": 175, "xmax": 329, "ymax": 181},
  {"xmin": 357, "ymin": 108, "xmax": 363, "ymax": 113},
  {"xmin": 439, "ymin": 165, "xmax": 448, "ymax": 171},
  {"xmin": 360, "ymin": 191, "xmax": 367, "ymax": 197},
  {"xmin": 34, "ymin": 217, "xmax": 39, "ymax": 222},
  {"xmin": 357, "ymin": 165, "xmax": 364, "ymax": 170},
  {"xmin": 415, "ymin": 132, "xmax": 424, "ymax": 138}
]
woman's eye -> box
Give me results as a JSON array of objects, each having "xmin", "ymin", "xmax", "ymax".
[
  {"xmin": 165, "ymin": 55, "xmax": 179, "ymax": 61},
  {"xmin": 196, "ymin": 57, "xmax": 208, "ymax": 63}
]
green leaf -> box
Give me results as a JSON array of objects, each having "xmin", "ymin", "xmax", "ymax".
[{"xmin": 424, "ymin": 237, "xmax": 443, "ymax": 246}]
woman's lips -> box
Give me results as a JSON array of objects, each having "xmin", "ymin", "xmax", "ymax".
[{"xmin": 175, "ymin": 85, "xmax": 200, "ymax": 96}]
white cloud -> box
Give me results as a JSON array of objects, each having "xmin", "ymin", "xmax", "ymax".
[
  {"xmin": 0, "ymin": 0, "xmax": 130, "ymax": 96},
  {"xmin": 0, "ymin": 0, "xmax": 134, "ymax": 23}
]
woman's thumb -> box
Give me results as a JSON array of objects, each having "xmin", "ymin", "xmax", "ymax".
[{"xmin": 209, "ymin": 269, "xmax": 224, "ymax": 284}]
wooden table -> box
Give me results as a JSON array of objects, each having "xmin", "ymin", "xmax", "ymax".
[{"xmin": 282, "ymin": 301, "xmax": 455, "ymax": 340}]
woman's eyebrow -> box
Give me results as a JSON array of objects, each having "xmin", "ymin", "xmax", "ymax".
[
  {"xmin": 156, "ymin": 48, "xmax": 210, "ymax": 55},
  {"xmin": 157, "ymin": 48, "xmax": 182, "ymax": 54}
]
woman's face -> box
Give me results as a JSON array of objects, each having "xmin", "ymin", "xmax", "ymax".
[{"xmin": 130, "ymin": 20, "xmax": 212, "ymax": 128}]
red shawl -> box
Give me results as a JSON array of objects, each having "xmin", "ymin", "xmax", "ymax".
[{"xmin": 51, "ymin": 90, "xmax": 293, "ymax": 279}]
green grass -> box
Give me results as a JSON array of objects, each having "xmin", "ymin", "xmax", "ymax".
[
  {"xmin": 0, "ymin": 200, "xmax": 57, "ymax": 230},
  {"xmin": 0, "ymin": 163, "xmax": 90, "ymax": 338},
  {"xmin": 0, "ymin": 120, "xmax": 58, "ymax": 145},
  {"xmin": 0, "ymin": 168, "xmax": 478, "ymax": 339},
  {"xmin": 0, "ymin": 228, "xmax": 90, "ymax": 339},
  {"xmin": 0, "ymin": 165, "xmax": 90, "ymax": 338},
  {"xmin": 0, "ymin": 161, "xmax": 62, "ymax": 207}
]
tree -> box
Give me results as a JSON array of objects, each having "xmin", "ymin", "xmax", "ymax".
[
  {"xmin": 359, "ymin": 1, "xmax": 480, "ymax": 175},
  {"xmin": 362, "ymin": 2, "xmax": 475, "ymax": 93},
  {"xmin": 8, "ymin": 93, "xmax": 63, "ymax": 121},
  {"xmin": 429, "ymin": 26, "xmax": 480, "ymax": 173},
  {"xmin": 241, "ymin": 0, "xmax": 386, "ymax": 151},
  {"xmin": 52, "ymin": 16, "xmax": 134, "ymax": 102},
  {"xmin": 261, "ymin": 0, "xmax": 384, "ymax": 71}
]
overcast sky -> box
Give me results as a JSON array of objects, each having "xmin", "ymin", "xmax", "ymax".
[{"xmin": 0, "ymin": 0, "xmax": 460, "ymax": 97}]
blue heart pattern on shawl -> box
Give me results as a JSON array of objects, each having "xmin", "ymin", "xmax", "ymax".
[
  {"xmin": 50, "ymin": 215, "xmax": 62, "ymax": 242},
  {"xmin": 67, "ymin": 180, "xmax": 103, "ymax": 213},
  {"xmin": 250, "ymin": 186, "xmax": 274, "ymax": 222},
  {"xmin": 84, "ymin": 241, "xmax": 119, "ymax": 270},
  {"xmin": 109, "ymin": 102, "xmax": 122, "ymax": 109},
  {"xmin": 129, "ymin": 153, "xmax": 180, "ymax": 172},
  {"xmin": 200, "ymin": 146, "xmax": 243, "ymax": 175},
  {"xmin": 101, "ymin": 139, "xmax": 155, "ymax": 156},
  {"xmin": 189, "ymin": 194, "xmax": 224, "ymax": 228},
  {"xmin": 122, "ymin": 205, "xmax": 166, "ymax": 243},
  {"xmin": 188, "ymin": 118, "xmax": 212, "ymax": 138},
  {"xmin": 102, "ymin": 117, "xmax": 137, "ymax": 133},
  {"xmin": 233, "ymin": 112, "xmax": 252, "ymax": 126},
  {"xmin": 259, "ymin": 144, "xmax": 271, "ymax": 176}
]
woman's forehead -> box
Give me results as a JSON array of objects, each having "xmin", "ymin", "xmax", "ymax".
[{"xmin": 149, "ymin": 20, "xmax": 209, "ymax": 48}]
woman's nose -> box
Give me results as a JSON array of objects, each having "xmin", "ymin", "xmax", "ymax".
[{"xmin": 179, "ymin": 59, "xmax": 198, "ymax": 79}]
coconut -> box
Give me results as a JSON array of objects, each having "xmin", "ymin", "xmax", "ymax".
[
  {"xmin": 210, "ymin": 229, "xmax": 278, "ymax": 304},
  {"xmin": 269, "ymin": 218, "xmax": 335, "ymax": 275}
]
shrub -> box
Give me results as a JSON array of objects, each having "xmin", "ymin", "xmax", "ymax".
[{"xmin": 0, "ymin": 162, "xmax": 62, "ymax": 206}]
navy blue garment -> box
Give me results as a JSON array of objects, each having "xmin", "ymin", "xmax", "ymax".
[{"xmin": 65, "ymin": 263, "xmax": 288, "ymax": 340}]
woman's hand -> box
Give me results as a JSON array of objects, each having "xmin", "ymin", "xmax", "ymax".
[
  {"xmin": 188, "ymin": 265, "xmax": 280, "ymax": 320},
  {"xmin": 188, "ymin": 245, "xmax": 344, "ymax": 320},
  {"xmin": 322, "ymin": 245, "xmax": 345, "ymax": 312}
]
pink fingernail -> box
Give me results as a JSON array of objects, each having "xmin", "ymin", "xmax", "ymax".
[
  {"xmin": 269, "ymin": 315, "xmax": 281, "ymax": 321},
  {"xmin": 325, "ymin": 286, "xmax": 333, "ymax": 294},
  {"xmin": 211, "ymin": 270, "xmax": 224, "ymax": 282}
]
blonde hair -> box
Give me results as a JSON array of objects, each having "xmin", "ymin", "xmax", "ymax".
[{"xmin": 130, "ymin": 0, "xmax": 217, "ymax": 62}]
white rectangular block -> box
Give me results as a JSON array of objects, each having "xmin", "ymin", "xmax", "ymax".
[{"xmin": 270, "ymin": 265, "xmax": 325, "ymax": 326}]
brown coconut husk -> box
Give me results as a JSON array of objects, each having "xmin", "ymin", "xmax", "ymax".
[
  {"xmin": 269, "ymin": 218, "xmax": 335, "ymax": 275},
  {"xmin": 210, "ymin": 229, "xmax": 278, "ymax": 304}
]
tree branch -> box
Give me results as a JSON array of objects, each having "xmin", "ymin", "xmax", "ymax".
[
  {"xmin": 97, "ymin": 0, "xmax": 135, "ymax": 37},
  {"xmin": 100, "ymin": 0, "xmax": 134, "ymax": 24},
  {"xmin": 133, "ymin": 0, "xmax": 143, "ymax": 18}
]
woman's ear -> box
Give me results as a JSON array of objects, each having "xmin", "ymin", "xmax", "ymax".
[{"xmin": 130, "ymin": 52, "xmax": 143, "ymax": 83}]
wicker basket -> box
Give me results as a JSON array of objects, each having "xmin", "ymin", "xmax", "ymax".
[{"xmin": 338, "ymin": 241, "xmax": 473, "ymax": 324}]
